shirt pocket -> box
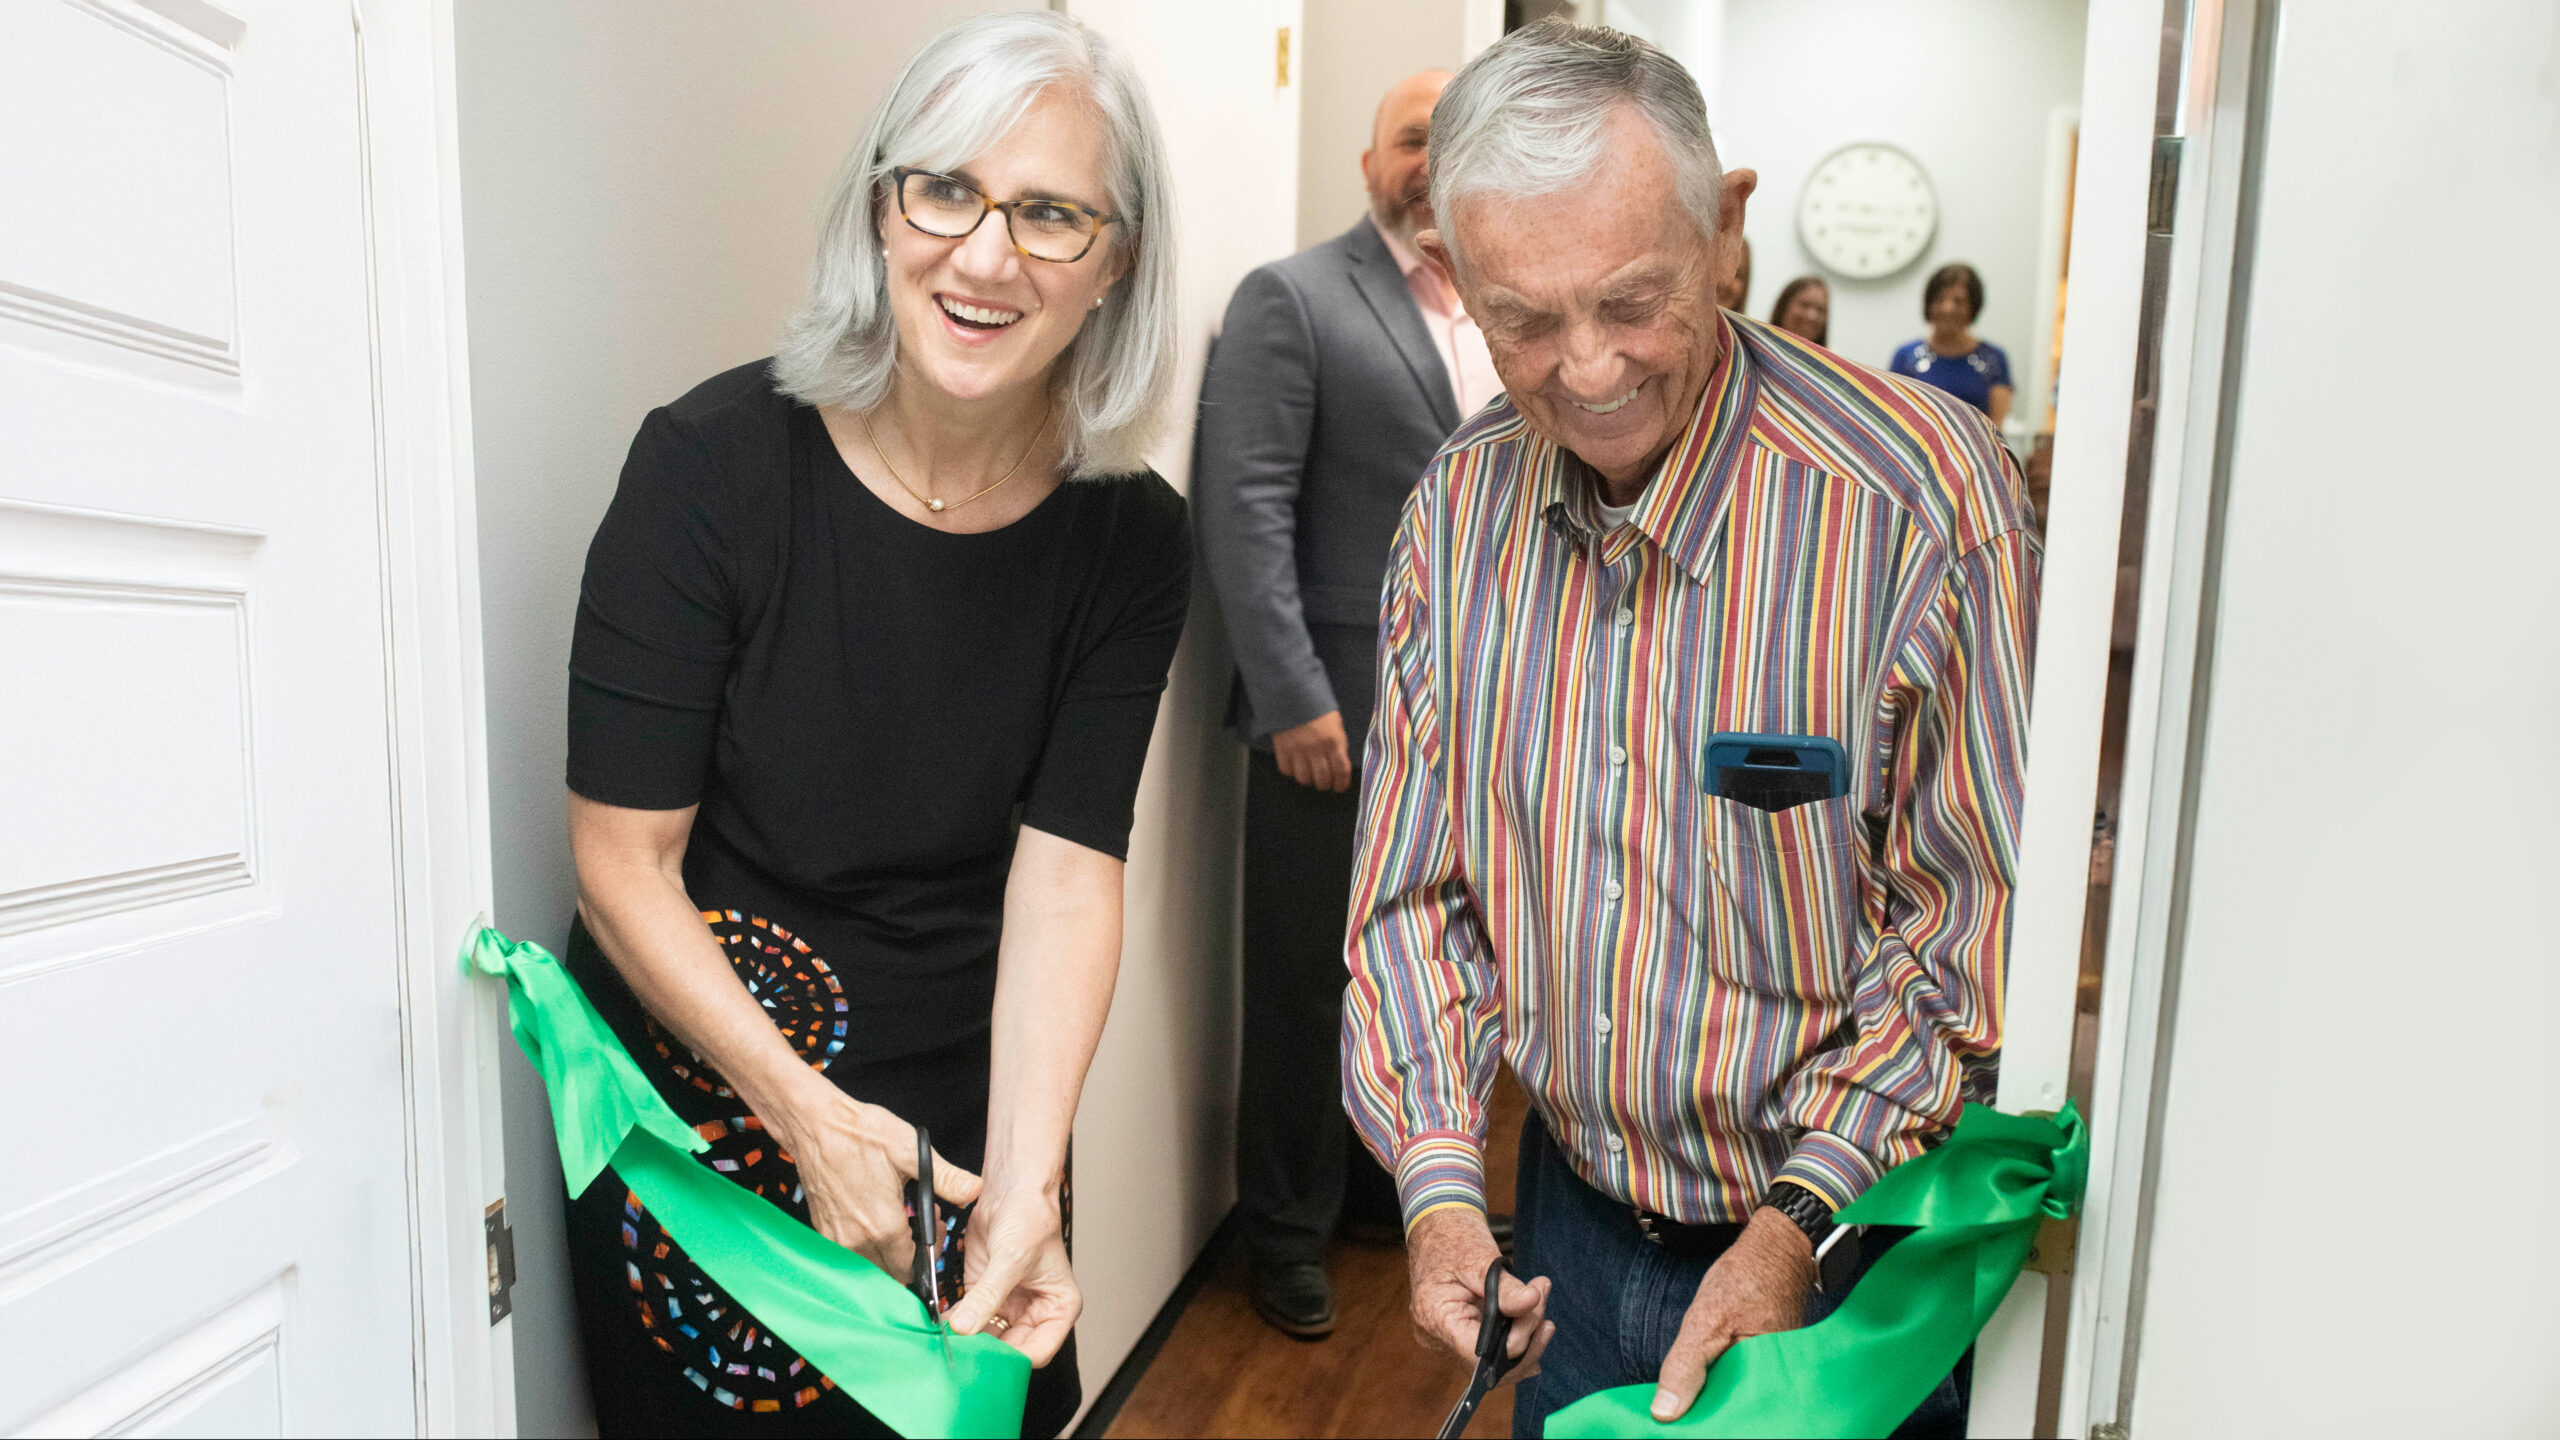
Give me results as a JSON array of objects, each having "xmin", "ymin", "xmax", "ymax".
[{"xmin": 1698, "ymin": 792, "xmax": 1864, "ymax": 1002}]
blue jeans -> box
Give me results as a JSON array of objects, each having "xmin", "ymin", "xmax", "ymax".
[{"xmin": 1509, "ymin": 1110, "xmax": 1968, "ymax": 1438}]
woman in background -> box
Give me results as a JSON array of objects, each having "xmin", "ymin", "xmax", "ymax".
[
  {"xmin": 557, "ymin": 12, "xmax": 1185, "ymax": 1437},
  {"xmin": 1768, "ymin": 273, "xmax": 1830, "ymax": 346},
  {"xmin": 1890, "ymin": 261, "xmax": 2013, "ymax": 426}
]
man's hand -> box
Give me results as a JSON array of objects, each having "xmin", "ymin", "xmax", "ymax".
[
  {"xmin": 1651, "ymin": 1208, "xmax": 1815, "ymax": 1421},
  {"xmin": 1271, "ymin": 711, "xmax": 1353, "ymax": 792},
  {"xmin": 1407, "ymin": 1208, "xmax": 1554, "ymax": 1380}
]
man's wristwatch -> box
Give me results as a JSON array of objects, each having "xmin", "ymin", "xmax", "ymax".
[{"xmin": 1761, "ymin": 1181, "xmax": 1859, "ymax": 1294}]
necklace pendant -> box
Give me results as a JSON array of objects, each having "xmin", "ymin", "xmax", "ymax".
[{"xmin": 928, "ymin": 498, "xmax": 945, "ymax": 512}]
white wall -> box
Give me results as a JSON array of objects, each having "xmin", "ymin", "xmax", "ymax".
[
  {"xmin": 1047, "ymin": 0, "xmax": 1296, "ymax": 1419},
  {"xmin": 1293, "ymin": 0, "xmax": 1494, "ymax": 252},
  {"xmin": 2127, "ymin": 2, "xmax": 2560, "ymax": 1434},
  {"xmin": 452, "ymin": 5, "xmax": 1036, "ymax": 1433},
  {"xmin": 1708, "ymin": 0, "xmax": 2086, "ymax": 406},
  {"xmin": 1604, "ymin": 0, "xmax": 1725, "ymax": 100}
]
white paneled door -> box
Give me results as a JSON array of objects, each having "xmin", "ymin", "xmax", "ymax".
[{"xmin": 0, "ymin": 1, "xmax": 420, "ymax": 1433}]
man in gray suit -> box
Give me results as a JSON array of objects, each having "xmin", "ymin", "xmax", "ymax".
[{"xmin": 1194, "ymin": 68, "xmax": 1501, "ymax": 1338}]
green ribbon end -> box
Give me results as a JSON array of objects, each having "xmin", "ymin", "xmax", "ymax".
[
  {"xmin": 464, "ymin": 928, "xmax": 1030, "ymax": 1438},
  {"xmin": 1545, "ymin": 1100, "xmax": 2086, "ymax": 1438}
]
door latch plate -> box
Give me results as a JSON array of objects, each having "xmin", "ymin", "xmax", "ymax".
[{"xmin": 486, "ymin": 1197, "xmax": 517, "ymax": 1323}]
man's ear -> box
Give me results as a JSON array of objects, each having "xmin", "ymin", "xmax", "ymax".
[
  {"xmin": 1716, "ymin": 167, "xmax": 1759, "ymax": 244},
  {"xmin": 1360, "ymin": 147, "xmax": 1378, "ymax": 189},
  {"xmin": 1416, "ymin": 228, "xmax": 1458, "ymax": 288}
]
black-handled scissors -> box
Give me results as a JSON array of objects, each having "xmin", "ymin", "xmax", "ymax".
[
  {"xmin": 909, "ymin": 1126, "xmax": 951, "ymax": 1363},
  {"xmin": 1435, "ymin": 1259, "xmax": 1520, "ymax": 1440}
]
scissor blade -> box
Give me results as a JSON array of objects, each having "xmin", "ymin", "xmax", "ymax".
[
  {"xmin": 925, "ymin": 1245, "xmax": 951, "ymax": 1360},
  {"xmin": 1436, "ymin": 1375, "xmax": 1492, "ymax": 1440}
]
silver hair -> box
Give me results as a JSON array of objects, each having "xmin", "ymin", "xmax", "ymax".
[
  {"xmin": 1426, "ymin": 18, "xmax": 1722, "ymax": 272},
  {"xmin": 774, "ymin": 11, "xmax": 1177, "ymax": 477}
]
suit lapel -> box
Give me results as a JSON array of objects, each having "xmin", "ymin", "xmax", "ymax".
[{"xmin": 1343, "ymin": 220, "xmax": 1462, "ymax": 433}]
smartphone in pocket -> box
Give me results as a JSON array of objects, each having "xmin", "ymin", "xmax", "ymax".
[{"xmin": 1704, "ymin": 731, "xmax": 1849, "ymax": 813}]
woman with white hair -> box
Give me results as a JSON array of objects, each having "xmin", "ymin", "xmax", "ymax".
[{"xmin": 554, "ymin": 13, "xmax": 1183, "ymax": 1435}]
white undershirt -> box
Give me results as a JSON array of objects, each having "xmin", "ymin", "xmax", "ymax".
[{"xmin": 1595, "ymin": 498, "xmax": 1639, "ymax": 531}]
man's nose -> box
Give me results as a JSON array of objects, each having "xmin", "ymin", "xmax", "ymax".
[{"xmin": 1554, "ymin": 319, "xmax": 1623, "ymax": 399}]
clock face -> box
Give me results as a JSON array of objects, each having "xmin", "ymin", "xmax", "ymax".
[{"xmin": 1797, "ymin": 143, "xmax": 1938, "ymax": 280}]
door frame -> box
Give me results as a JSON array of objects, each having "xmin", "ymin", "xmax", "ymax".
[
  {"xmin": 352, "ymin": 1, "xmax": 513, "ymax": 1432},
  {"xmin": 1975, "ymin": 0, "xmax": 2280, "ymax": 1435},
  {"xmin": 1965, "ymin": 0, "xmax": 2196, "ymax": 1432},
  {"xmin": 2054, "ymin": 0, "xmax": 2274, "ymax": 1432}
]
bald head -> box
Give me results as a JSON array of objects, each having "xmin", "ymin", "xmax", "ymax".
[{"xmin": 1363, "ymin": 69, "xmax": 1453, "ymax": 248}]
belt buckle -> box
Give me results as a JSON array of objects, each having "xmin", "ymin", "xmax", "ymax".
[{"xmin": 1634, "ymin": 1208, "xmax": 1665, "ymax": 1246}]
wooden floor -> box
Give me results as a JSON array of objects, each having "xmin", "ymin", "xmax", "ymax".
[{"xmin": 1103, "ymin": 1075, "xmax": 1529, "ymax": 1439}]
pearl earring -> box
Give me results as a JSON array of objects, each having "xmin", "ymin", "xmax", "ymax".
[{"xmin": 1090, "ymin": 296, "xmax": 1104, "ymax": 310}]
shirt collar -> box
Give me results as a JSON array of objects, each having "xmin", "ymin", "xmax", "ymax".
[{"xmin": 1541, "ymin": 312, "xmax": 1756, "ymax": 585}]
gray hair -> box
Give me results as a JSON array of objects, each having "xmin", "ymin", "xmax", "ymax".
[
  {"xmin": 774, "ymin": 11, "xmax": 1177, "ymax": 477},
  {"xmin": 1426, "ymin": 18, "xmax": 1722, "ymax": 273}
]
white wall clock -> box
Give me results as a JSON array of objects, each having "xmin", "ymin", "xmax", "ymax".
[{"xmin": 1797, "ymin": 142, "xmax": 1938, "ymax": 280}]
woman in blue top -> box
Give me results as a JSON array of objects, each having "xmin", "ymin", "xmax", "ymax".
[{"xmin": 1890, "ymin": 262, "xmax": 2013, "ymax": 426}]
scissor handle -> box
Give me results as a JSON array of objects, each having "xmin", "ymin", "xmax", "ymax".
[
  {"xmin": 1438, "ymin": 1259, "xmax": 1521, "ymax": 1440},
  {"xmin": 910, "ymin": 1126, "xmax": 938, "ymax": 1302},
  {"xmin": 1477, "ymin": 1259, "xmax": 1517, "ymax": 1374}
]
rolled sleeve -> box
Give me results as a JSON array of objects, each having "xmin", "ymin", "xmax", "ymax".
[
  {"xmin": 1772, "ymin": 1131, "xmax": 1885, "ymax": 1213},
  {"xmin": 1395, "ymin": 1132, "xmax": 1490, "ymax": 1228}
]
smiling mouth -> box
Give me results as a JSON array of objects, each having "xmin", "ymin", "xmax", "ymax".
[
  {"xmin": 939, "ymin": 295, "xmax": 1023, "ymax": 331},
  {"xmin": 1572, "ymin": 384, "xmax": 1642, "ymax": 416}
]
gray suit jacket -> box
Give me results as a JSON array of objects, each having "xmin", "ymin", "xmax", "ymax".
[{"xmin": 1193, "ymin": 219, "xmax": 1467, "ymax": 755}]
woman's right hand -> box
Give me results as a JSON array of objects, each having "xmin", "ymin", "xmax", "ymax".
[{"xmin": 767, "ymin": 1082, "xmax": 984, "ymax": 1280}]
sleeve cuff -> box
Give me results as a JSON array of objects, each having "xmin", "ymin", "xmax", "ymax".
[
  {"xmin": 1771, "ymin": 1131, "xmax": 1884, "ymax": 1213},
  {"xmin": 1395, "ymin": 1131, "xmax": 1487, "ymax": 1231},
  {"xmin": 1244, "ymin": 666, "xmax": 1340, "ymax": 742}
]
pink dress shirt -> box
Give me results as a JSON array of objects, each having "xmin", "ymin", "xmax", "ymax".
[{"xmin": 1372, "ymin": 215, "xmax": 1502, "ymax": 418}]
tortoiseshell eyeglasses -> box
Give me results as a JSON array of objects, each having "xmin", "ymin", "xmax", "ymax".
[{"xmin": 892, "ymin": 167, "xmax": 1122, "ymax": 263}]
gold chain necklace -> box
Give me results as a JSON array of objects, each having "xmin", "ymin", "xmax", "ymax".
[{"xmin": 858, "ymin": 403, "xmax": 1055, "ymax": 515}]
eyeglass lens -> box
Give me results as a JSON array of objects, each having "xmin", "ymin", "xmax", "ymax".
[{"xmin": 900, "ymin": 172, "xmax": 1099, "ymax": 262}]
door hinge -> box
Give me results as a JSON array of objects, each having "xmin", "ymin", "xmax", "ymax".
[
  {"xmin": 2147, "ymin": 134, "xmax": 2184, "ymax": 235},
  {"xmin": 2091, "ymin": 1423, "xmax": 2131, "ymax": 1440},
  {"xmin": 485, "ymin": 1197, "xmax": 517, "ymax": 1324}
]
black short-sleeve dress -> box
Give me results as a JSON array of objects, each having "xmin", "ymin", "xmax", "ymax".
[{"xmin": 558, "ymin": 362, "xmax": 1190, "ymax": 1439}]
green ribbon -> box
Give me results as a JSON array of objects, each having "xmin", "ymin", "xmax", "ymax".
[
  {"xmin": 466, "ymin": 928, "xmax": 1031, "ymax": 1439},
  {"xmin": 1546, "ymin": 1102, "xmax": 2086, "ymax": 1439}
]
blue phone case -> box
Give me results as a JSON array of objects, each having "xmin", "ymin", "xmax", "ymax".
[{"xmin": 1704, "ymin": 731, "xmax": 1849, "ymax": 811}]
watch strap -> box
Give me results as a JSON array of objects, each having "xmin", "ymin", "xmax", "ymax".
[{"xmin": 1762, "ymin": 1180, "xmax": 1836, "ymax": 1246}]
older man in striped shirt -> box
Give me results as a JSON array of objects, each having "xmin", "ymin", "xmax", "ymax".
[{"xmin": 1341, "ymin": 21, "xmax": 2036, "ymax": 1437}]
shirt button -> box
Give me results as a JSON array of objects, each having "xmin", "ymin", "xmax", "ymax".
[
  {"xmin": 1604, "ymin": 880, "xmax": 1623, "ymax": 901},
  {"xmin": 1609, "ymin": 745, "xmax": 1628, "ymax": 766},
  {"xmin": 1615, "ymin": 607, "xmax": 1635, "ymax": 627},
  {"xmin": 1596, "ymin": 1014, "xmax": 1613, "ymax": 1035},
  {"xmin": 1606, "ymin": 1134, "xmax": 1626, "ymax": 1153}
]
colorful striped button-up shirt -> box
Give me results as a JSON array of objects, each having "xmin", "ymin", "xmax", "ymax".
[{"xmin": 1342, "ymin": 314, "xmax": 2038, "ymax": 1225}]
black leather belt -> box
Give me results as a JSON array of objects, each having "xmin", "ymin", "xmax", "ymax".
[{"xmin": 1630, "ymin": 1208, "xmax": 1746, "ymax": 1257}]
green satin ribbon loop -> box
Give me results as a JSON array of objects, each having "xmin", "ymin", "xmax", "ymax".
[
  {"xmin": 1545, "ymin": 1101, "xmax": 2085, "ymax": 1439},
  {"xmin": 466, "ymin": 928, "xmax": 1030, "ymax": 1439}
]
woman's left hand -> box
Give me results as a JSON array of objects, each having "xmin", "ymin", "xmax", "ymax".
[{"xmin": 950, "ymin": 1185, "xmax": 1079, "ymax": 1365}]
